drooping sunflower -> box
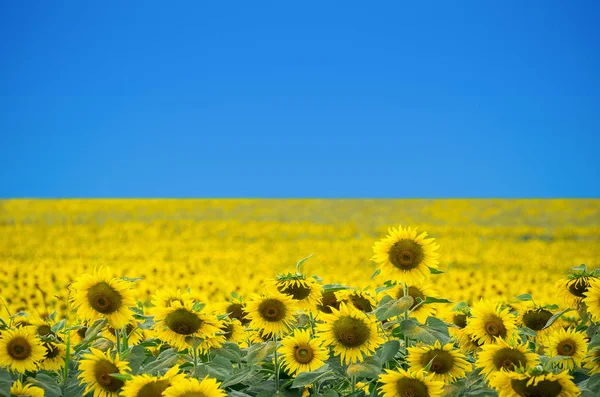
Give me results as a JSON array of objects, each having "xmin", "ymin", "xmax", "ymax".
[
  {"xmin": 78, "ymin": 347, "xmax": 130, "ymax": 397},
  {"xmin": 489, "ymin": 369, "xmax": 579, "ymax": 397},
  {"xmin": 388, "ymin": 282, "xmax": 439, "ymax": 324},
  {"xmin": 464, "ymin": 300, "xmax": 517, "ymax": 345},
  {"xmin": 518, "ymin": 305, "xmax": 557, "ymax": 337},
  {"xmin": 475, "ymin": 338, "xmax": 539, "ymax": 379},
  {"xmin": 10, "ymin": 380, "xmax": 45, "ymax": 397},
  {"xmin": 378, "ymin": 368, "xmax": 444, "ymax": 397},
  {"xmin": 407, "ymin": 340, "xmax": 470, "ymax": 383},
  {"xmin": 71, "ymin": 268, "xmax": 136, "ymax": 329},
  {"xmin": 556, "ymin": 275, "xmax": 596, "ymax": 307},
  {"xmin": 335, "ymin": 289, "xmax": 377, "ymax": 313},
  {"xmin": 372, "ymin": 225, "xmax": 439, "ymax": 284},
  {"xmin": 121, "ymin": 365, "xmax": 185, "ymax": 397},
  {"xmin": 245, "ymin": 292, "xmax": 298, "ymax": 337},
  {"xmin": 101, "ymin": 322, "xmax": 145, "ymax": 346},
  {"xmin": 316, "ymin": 302, "xmax": 384, "ymax": 364},
  {"xmin": 279, "ymin": 329, "xmax": 329, "ymax": 375},
  {"xmin": 39, "ymin": 341, "xmax": 66, "ymax": 371},
  {"xmin": 0, "ymin": 327, "xmax": 45, "ymax": 373},
  {"xmin": 545, "ymin": 327, "xmax": 587, "ymax": 369},
  {"xmin": 152, "ymin": 299, "xmax": 223, "ymax": 351},
  {"xmin": 163, "ymin": 376, "xmax": 226, "ymax": 397},
  {"xmin": 26, "ymin": 314, "xmax": 55, "ymax": 338},
  {"xmin": 583, "ymin": 277, "xmax": 600, "ymax": 322},
  {"xmin": 271, "ymin": 275, "xmax": 322, "ymax": 312},
  {"xmin": 583, "ymin": 347, "xmax": 600, "ymax": 375}
]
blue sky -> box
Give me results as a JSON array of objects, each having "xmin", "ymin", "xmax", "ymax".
[{"xmin": 1, "ymin": 1, "xmax": 599, "ymax": 197}]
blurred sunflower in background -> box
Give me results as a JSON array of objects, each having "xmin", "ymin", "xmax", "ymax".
[
  {"xmin": 372, "ymin": 225, "xmax": 439, "ymax": 284},
  {"xmin": 545, "ymin": 327, "xmax": 587, "ymax": 369},
  {"xmin": 464, "ymin": 300, "xmax": 517, "ymax": 345},
  {"xmin": 378, "ymin": 368, "xmax": 444, "ymax": 397},
  {"xmin": 10, "ymin": 380, "xmax": 45, "ymax": 397},
  {"xmin": 475, "ymin": 338, "xmax": 539, "ymax": 379},
  {"xmin": 163, "ymin": 376, "xmax": 226, "ymax": 397},
  {"xmin": 489, "ymin": 369, "xmax": 579, "ymax": 397},
  {"xmin": 121, "ymin": 365, "xmax": 185, "ymax": 397},
  {"xmin": 407, "ymin": 340, "xmax": 470, "ymax": 383},
  {"xmin": 78, "ymin": 348, "xmax": 130, "ymax": 397},
  {"xmin": 316, "ymin": 302, "xmax": 383, "ymax": 364},
  {"xmin": 0, "ymin": 327, "xmax": 45, "ymax": 373},
  {"xmin": 279, "ymin": 329, "xmax": 328, "ymax": 375},
  {"xmin": 245, "ymin": 292, "xmax": 298, "ymax": 337}
]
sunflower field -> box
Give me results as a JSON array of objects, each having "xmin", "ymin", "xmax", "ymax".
[{"xmin": 1, "ymin": 199, "xmax": 600, "ymax": 397}]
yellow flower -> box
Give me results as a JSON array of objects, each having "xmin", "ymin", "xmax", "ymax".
[
  {"xmin": 272, "ymin": 276, "xmax": 322, "ymax": 312},
  {"xmin": 407, "ymin": 340, "xmax": 470, "ymax": 383},
  {"xmin": 71, "ymin": 268, "xmax": 136, "ymax": 329},
  {"xmin": 489, "ymin": 370, "xmax": 579, "ymax": 397},
  {"xmin": 214, "ymin": 297, "xmax": 250, "ymax": 325},
  {"xmin": 475, "ymin": 338, "xmax": 539, "ymax": 379},
  {"xmin": 0, "ymin": 327, "xmax": 45, "ymax": 373},
  {"xmin": 279, "ymin": 329, "xmax": 328, "ymax": 375},
  {"xmin": 39, "ymin": 341, "xmax": 66, "ymax": 371},
  {"xmin": 545, "ymin": 327, "xmax": 587, "ymax": 369},
  {"xmin": 378, "ymin": 368, "xmax": 444, "ymax": 397},
  {"xmin": 464, "ymin": 300, "xmax": 517, "ymax": 345},
  {"xmin": 583, "ymin": 277, "xmax": 600, "ymax": 322},
  {"xmin": 10, "ymin": 380, "xmax": 45, "ymax": 397},
  {"xmin": 316, "ymin": 302, "xmax": 384, "ymax": 364},
  {"xmin": 163, "ymin": 376, "xmax": 226, "ymax": 397},
  {"xmin": 335, "ymin": 289, "xmax": 377, "ymax": 313},
  {"xmin": 121, "ymin": 365, "xmax": 185, "ymax": 397},
  {"xmin": 220, "ymin": 318, "xmax": 247, "ymax": 346},
  {"xmin": 372, "ymin": 225, "xmax": 439, "ymax": 284},
  {"xmin": 583, "ymin": 348, "xmax": 600, "ymax": 375},
  {"xmin": 556, "ymin": 275, "xmax": 595, "ymax": 307},
  {"xmin": 518, "ymin": 304, "xmax": 558, "ymax": 337},
  {"xmin": 245, "ymin": 292, "xmax": 298, "ymax": 337},
  {"xmin": 78, "ymin": 347, "xmax": 130, "ymax": 397}
]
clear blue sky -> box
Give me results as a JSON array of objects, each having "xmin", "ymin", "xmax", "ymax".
[{"xmin": 1, "ymin": 1, "xmax": 599, "ymax": 198}]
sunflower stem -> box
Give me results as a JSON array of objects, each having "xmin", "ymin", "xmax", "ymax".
[
  {"xmin": 403, "ymin": 283, "xmax": 411, "ymax": 351},
  {"xmin": 63, "ymin": 329, "xmax": 71, "ymax": 386},
  {"xmin": 115, "ymin": 328, "xmax": 121, "ymax": 355},
  {"xmin": 193, "ymin": 345, "xmax": 199, "ymax": 377},
  {"xmin": 273, "ymin": 334, "xmax": 280, "ymax": 394},
  {"xmin": 309, "ymin": 312, "xmax": 316, "ymax": 337},
  {"xmin": 351, "ymin": 375, "xmax": 356, "ymax": 392}
]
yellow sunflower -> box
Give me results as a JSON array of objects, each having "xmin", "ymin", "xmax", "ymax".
[
  {"xmin": 316, "ymin": 290, "xmax": 341, "ymax": 314},
  {"xmin": 556, "ymin": 275, "xmax": 596, "ymax": 307},
  {"xmin": 0, "ymin": 327, "xmax": 45, "ymax": 373},
  {"xmin": 372, "ymin": 225, "xmax": 439, "ymax": 284},
  {"xmin": 220, "ymin": 318, "xmax": 247, "ymax": 346},
  {"xmin": 39, "ymin": 341, "xmax": 66, "ymax": 371},
  {"xmin": 78, "ymin": 347, "xmax": 130, "ymax": 397},
  {"xmin": 279, "ymin": 329, "xmax": 328, "ymax": 375},
  {"xmin": 101, "ymin": 322, "xmax": 145, "ymax": 346},
  {"xmin": 583, "ymin": 347, "xmax": 600, "ymax": 375},
  {"xmin": 518, "ymin": 305, "xmax": 558, "ymax": 337},
  {"xmin": 545, "ymin": 327, "xmax": 587, "ymax": 369},
  {"xmin": 335, "ymin": 289, "xmax": 377, "ymax": 313},
  {"xmin": 316, "ymin": 302, "xmax": 384, "ymax": 364},
  {"xmin": 464, "ymin": 300, "xmax": 517, "ymax": 345},
  {"xmin": 245, "ymin": 292, "xmax": 298, "ymax": 337},
  {"xmin": 214, "ymin": 297, "xmax": 250, "ymax": 325},
  {"xmin": 489, "ymin": 369, "xmax": 579, "ymax": 397},
  {"xmin": 446, "ymin": 311, "xmax": 469, "ymax": 338},
  {"xmin": 10, "ymin": 380, "xmax": 45, "ymax": 397},
  {"xmin": 407, "ymin": 340, "xmax": 470, "ymax": 383},
  {"xmin": 150, "ymin": 289, "xmax": 196, "ymax": 317},
  {"xmin": 388, "ymin": 282, "xmax": 439, "ymax": 324},
  {"xmin": 475, "ymin": 338, "xmax": 539, "ymax": 379},
  {"xmin": 152, "ymin": 299, "xmax": 222, "ymax": 352},
  {"xmin": 71, "ymin": 268, "xmax": 136, "ymax": 329},
  {"xmin": 272, "ymin": 276, "xmax": 322, "ymax": 312},
  {"xmin": 583, "ymin": 277, "xmax": 600, "ymax": 322},
  {"xmin": 378, "ymin": 368, "xmax": 444, "ymax": 397},
  {"xmin": 163, "ymin": 376, "xmax": 226, "ymax": 397},
  {"xmin": 121, "ymin": 365, "xmax": 185, "ymax": 397},
  {"xmin": 456, "ymin": 329, "xmax": 483, "ymax": 354}
]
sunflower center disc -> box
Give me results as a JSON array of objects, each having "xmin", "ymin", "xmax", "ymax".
[
  {"xmin": 94, "ymin": 359, "xmax": 124, "ymax": 392},
  {"xmin": 510, "ymin": 379, "xmax": 563, "ymax": 397},
  {"xmin": 522, "ymin": 310, "xmax": 553, "ymax": 331},
  {"xmin": 484, "ymin": 316, "xmax": 506, "ymax": 337},
  {"xmin": 568, "ymin": 280, "xmax": 589, "ymax": 298},
  {"xmin": 258, "ymin": 299, "xmax": 286, "ymax": 322},
  {"xmin": 350, "ymin": 294, "xmax": 373, "ymax": 312},
  {"xmin": 280, "ymin": 283, "xmax": 312, "ymax": 300},
  {"xmin": 318, "ymin": 291, "xmax": 340, "ymax": 314},
  {"xmin": 165, "ymin": 309, "xmax": 203, "ymax": 335},
  {"xmin": 87, "ymin": 282, "xmax": 123, "ymax": 314},
  {"xmin": 37, "ymin": 324, "xmax": 52, "ymax": 336},
  {"xmin": 396, "ymin": 378, "xmax": 428, "ymax": 397},
  {"xmin": 77, "ymin": 327, "xmax": 88, "ymax": 339},
  {"xmin": 221, "ymin": 323, "xmax": 234, "ymax": 339},
  {"xmin": 558, "ymin": 341, "xmax": 575, "ymax": 356},
  {"xmin": 423, "ymin": 350, "xmax": 453, "ymax": 374},
  {"xmin": 294, "ymin": 345, "xmax": 314, "ymax": 364},
  {"xmin": 7, "ymin": 337, "xmax": 31, "ymax": 360},
  {"xmin": 226, "ymin": 303, "xmax": 249, "ymax": 325},
  {"xmin": 332, "ymin": 316, "xmax": 370, "ymax": 348},
  {"xmin": 453, "ymin": 314, "xmax": 467, "ymax": 329},
  {"xmin": 44, "ymin": 343, "xmax": 61, "ymax": 359},
  {"xmin": 389, "ymin": 241, "xmax": 424, "ymax": 271},
  {"xmin": 137, "ymin": 380, "xmax": 171, "ymax": 397},
  {"xmin": 493, "ymin": 348, "xmax": 527, "ymax": 371}
]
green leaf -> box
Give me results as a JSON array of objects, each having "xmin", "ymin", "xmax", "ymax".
[
  {"xmin": 296, "ymin": 253, "xmax": 313, "ymax": 272},
  {"xmin": 396, "ymin": 318, "xmax": 449, "ymax": 344},
  {"xmin": 124, "ymin": 344, "xmax": 147, "ymax": 374},
  {"xmin": 141, "ymin": 348, "xmax": 179, "ymax": 375},
  {"xmin": 0, "ymin": 369, "xmax": 12, "ymax": 397},
  {"xmin": 543, "ymin": 308, "xmax": 573, "ymax": 330},
  {"xmin": 291, "ymin": 365, "xmax": 335, "ymax": 388},
  {"xmin": 376, "ymin": 340, "xmax": 400, "ymax": 362},
  {"xmin": 452, "ymin": 302, "xmax": 469, "ymax": 312},
  {"xmin": 220, "ymin": 367, "xmax": 259, "ymax": 388},
  {"xmin": 214, "ymin": 342, "xmax": 242, "ymax": 363},
  {"xmin": 109, "ymin": 373, "xmax": 133, "ymax": 381},
  {"xmin": 50, "ymin": 319, "xmax": 66, "ymax": 334},
  {"xmin": 370, "ymin": 268, "xmax": 380, "ymax": 280},
  {"xmin": 26, "ymin": 374, "xmax": 63, "ymax": 397},
  {"xmin": 516, "ymin": 293, "xmax": 533, "ymax": 301},
  {"xmin": 422, "ymin": 297, "xmax": 452, "ymax": 305},
  {"xmin": 347, "ymin": 356, "xmax": 382, "ymax": 379},
  {"xmin": 204, "ymin": 356, "xmax": 233, "ymax": 380},
  {"xmin": 428, "ymin": 267, "xmax": 444, "ymax": 274},
  {"xmin": 85, "ymin": 318, "xmax": 108, "ymax": 340},
  {"xmin": 312, "ymin": 274, "xmax": 323, "ymax": 283},
  {"xmin": 588, "ymin": 335, "xmax": 600, "ymax": 351},
  {"xmin": 192, "ymin": 301, "xmax": 206, "ymax": 312},
  {"xmin": 245, "ymin": 341, "xmax": 275, "ymax": 365},
  {"xmin": 518, "ymin": 327, "xmax": 538, "ymax": 338},
  {"xmin": 374, "ymin": 295, "xmax": 414, "ymax": 321},
  {"xmin": 572, "ymin": 264, "xmax": 588, "ymax": 273},
  {"xmin": 121, "ymin": 276, "xmax": 144, "ymax": 282}
]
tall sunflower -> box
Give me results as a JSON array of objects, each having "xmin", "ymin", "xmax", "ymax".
[
  {"xmin": 475, "ymin": 338, "xmax": 539, "ymax": 379},
  {"xmin": 10, "ymin": 380, "xmax": 45, "ymax": 397},
  {"xmin": 372, "ymin": 225, "xmax": 439, "ymax": 284},
  {"xmin": 78, "ymin": 348, "xmax": 130, "ymax": 397},
  {"xmin": 271, "ymin": 275, "xmax": 322, "ymax": 312},
  {"xmin": 39, "ymin": 341, "xmax": 66, "ymax": 371},
  {"xmin": 245, "ymin": 292, "xmax": 298, "ymax": 337},
  {"xmin": 545, "ymin": 327, "xmax": 587, "ymax": 369},
  {"xmin": 279, "ymin": 329, "xmax": 328, "ymax": 375},
  {"xmin": 121, "ymin": 365, "xmax": 185, "ymax": 397},
  {"xmin": 464, "ymin": 300, "xmax": 517, "ymax": 345},
  {"xmin": 316, "ymin": 302, "xmax": 384, "ymax": 364},
  {"xmin": 163, "ymin": 376, "xmax": 226, "ymax": 397},
  {"xmin": 152, "ymin": 299, "xmax": 222, "ymax": 352},
  {"xmin": 407, "ymin": 340, "xmax": 470, "ymax": 383},
  {"xmin": 0, "ymin": 327, "xmax": 45, "ymax": 373},
  {"xmin": 71, "ymin": 268, "xmax": 136, "ymax": 329},
  {"xmin": 489, "ymin": 369, "xmax": 579, "ymax": 397},
  {"xmin": 378, "ymin": 368, "xmax": 444, "ymax": 397},
  {"xmin": 583, "ymin": 277, "xmax": 600, "ymax": 322}
]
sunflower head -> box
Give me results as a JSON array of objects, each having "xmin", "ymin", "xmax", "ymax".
[
  {"xmin": 378, "ymin": 368, "xmax": 444, "ymax": 397},
  {"xmin": 279, "ymin": 329, "xmax": 328, "ymax": 375},
  {"xmin": 489, "ymin": 368, "xmax": 579, "ymax": 397},
  {"xmin": 317, "ymin": 290, "xmax": 341, "ymax": 314},
  {"xmin": 10, "ymin": 380, "xmax": 45, "ymax": 397},
  {"xmin": 464, "ymin": 300, "xmax": 517, "ymax": 345},
  {"xmin": 78, "ymin": 348, "xmax": 131, "ymax": 397},
  {"xmin": 0, "ymin": 327, "xmax": 46, "ymax": 373},
  {"xmin": 546, "ymin": 327, "xmax": 587, "ymax": 369},
  {"xmin": 407, "ymin": 340, "xmax": 470, "ymax": 383},
  {"xmin": 245, "ymin": 292, "xmax": 298, "ymax": 337},
  {"xmin": 335, "ymin": 289, "xmax": 377, "ymax": 313},
  {"xmin": 475, "ymin": 339, "xmax": 539, "ymax": 379},
  {"xmin": 162, "ymin": 376, "xmax": 226, "ymax": 397}
]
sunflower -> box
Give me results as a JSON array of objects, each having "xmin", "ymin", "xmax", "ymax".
[
  {"xmin": 583, "ymin": 347, "xmax": 600, "ymax": 375},
  {"xmin": 78, "ymin": 347, "xmax": 130, "ymax": 397},
  {"xmin": 39, "ymin": 341, "xmax": 66, "ymax": 371},
  {"xmin": 152, "ymin": 299, "xmax": 223, "ymax": 351},
  {"xmin": 279, "ymin": 329, "xmax": 328, "ymax": 375},
  {"xmin": 447, "ymin": 311, "xmax": 469, "ymax": 338},
  {"xmin": 489, "ymin": 369, "xmax": 579, "ymax": 397},
  {"xmin": 545, "ymin": 327, "xmax": 587, "ymax": 369},
  {"xmin": 519, "ymin": 305, "xmax": 557, "ymax": 336},
  {"xmin": 27, "ymin": 314, "xmax": 55, "ymax": 338},
  {"xmin": 316, "ymin": 302, "xmax": 384, "ymax": 364},
  {"xmin": 69, "ymin": 325, "xmax": 89, "ymax": 346},
  {"xmin": 464, "ymin": 300, "xmax": 517, "ymax": 345},
  {"xmin": 372, "ymin": 225, "xmax": 439, "ymax": 284},
  {"xmin": 378, "ymin": 368, "xmax": 444, "ymax": 397},
  {"xmin": 335, "ymin": 289, "xmax": 377, "ymax": 313},
  {"xmin": 121, "ymin": 365, "xmax": 185, "ymax": 397},
  {"xmin": 456, "ymin": 329, "xmax": 483, "ymax": 354},
  {"xmin": 71, "ymin": 268, "xmax": 136, "ymax": 329},
  {"xmin": 272, "ymin": 276, "xmax": 322, "ymax": 312},
  {"xmin": 388, "ymin": 282, "xmax": 439, "ymax": 324},
  {"xmin": 0, "ymin": 327, "xmax": 45, "ymax": 373},
  {"xmin": 245, "ymin": 292, "xmax": 298, "ymax": 337},
  {"xmin": 407, "ymin": 340, "xmax": 470, "ymax": 383},
  {"xmin": 556, "ymin": 275, "xmax": 596, "ymax": 307},
  {"xmin": 316, "ymin": 290, "xmax": 341, "ymax": 314},
  {"xmin": 475, "ymin": 338, "xmax": 539, "ymax": 379},
  {"xmin": 583, "ymin": 277, "xmax": 600, "ymax": 322},
  {"xmin": 101, "ymin": 322, "xmax": 145, "ymax": 346},
  {"xmin": 163, "ymin": 376, "xmax": 226, "ymax": 397},
  {"xmin": 150, "ymin": 289, "xmax": 195, "ymax": 317},
  {"xmin": 10, "ymin": 380, "xmax": 45, "ymax": 397},
  {"xmin": 220, "ymin": 318, "xmax": 247, "ymax": 346},
  {"xmin": 214, "ymin": 297, "xmax": 250, "ymax": 325}
]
